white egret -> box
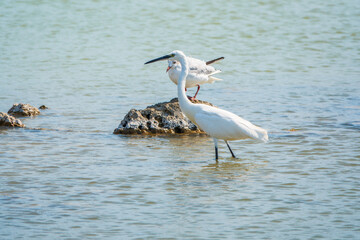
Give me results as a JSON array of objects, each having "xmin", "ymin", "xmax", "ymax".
[
  {"xmin": 145, "ymin": 50, "xmax": 268, "ymax": 160},
  {"xmin": 166, "ymin": 56, "xmax": 224, "ymax": 100}
]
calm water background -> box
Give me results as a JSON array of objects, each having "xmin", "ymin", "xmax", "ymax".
[{"xmin": 1, "ymin": 0, "xmax": 359, "ymax": 239}]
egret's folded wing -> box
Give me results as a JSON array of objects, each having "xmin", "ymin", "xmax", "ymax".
[{"xmin": 194, "ymin": 106, "xmax": 267, "ymax": 141}]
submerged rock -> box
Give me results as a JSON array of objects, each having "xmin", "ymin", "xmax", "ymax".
[
  {"xmin": 39, "ymin": 105, "xmax": 48, "ymax": 110},
  {"xmin": 0, "ymin": 112, "xmax": 25, "ymax": 128},
  {"xmin": 8, "ymin": 103, "xmax": 40, "ymax": 117},
  {"xmin": 114, "ymin": 98, "xmax": 214, "ymax": 135}
]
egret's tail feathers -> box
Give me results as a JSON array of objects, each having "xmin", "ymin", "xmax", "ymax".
[
  {"xmin": 206, "ymin": 57, "xmax": 225, "ymax": 65},
  {"xmin": 255, "ymin": 127, "xmax": 269, "ymax": 143}
]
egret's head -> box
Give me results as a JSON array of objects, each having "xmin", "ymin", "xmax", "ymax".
[
  {"xmin": 168, "ymin": 50, "xmax": 185, "ymax": 61},
  {"xmin": 144, "ymin": 50, "xmax": 185, "ymax": 65}
]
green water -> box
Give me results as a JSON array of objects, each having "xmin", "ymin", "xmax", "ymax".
[{"xmin": 1, "ymin": 0, "xmax": 359, "ymax": 239}]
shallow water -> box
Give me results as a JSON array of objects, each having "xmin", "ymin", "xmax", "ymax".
[{"xmin": 1, "ymin": 0, "xmax": 359, "ymax": 239}]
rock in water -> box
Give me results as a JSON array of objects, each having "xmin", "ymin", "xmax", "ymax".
[
  {"xmin": 114, "ymin": 98, "xmax": 214, "ymax": 135},
  {"xmin": 8, "ymin": 103, "xmax": 40, "ymax": 117},
  {"xmin": 0, "ymin": 112, "xmax": 25, "ymax": 127}
]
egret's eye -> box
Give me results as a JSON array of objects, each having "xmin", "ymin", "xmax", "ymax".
[{"xmin": 170, "ymin": 54, "xmax": 175, "ymax": 57}]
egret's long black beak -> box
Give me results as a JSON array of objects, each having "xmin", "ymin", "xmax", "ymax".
[{"xmin": 144, "ymin": 54, "xmax": 172, "ymax": 65}]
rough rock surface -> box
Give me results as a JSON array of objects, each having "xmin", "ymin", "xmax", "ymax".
[
  {"xmin": 114, "ymin": 98, "xmax": 214, "ymax": 135},
  {"xmin": 0, "ymin": 112, "xmax": 25, "ymax": 128},
  {"xmin": 8, "ymin": 103, "xmax": 40, "ymax": 117}
]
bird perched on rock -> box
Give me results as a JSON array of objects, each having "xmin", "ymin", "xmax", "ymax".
[{"xmin": 166, "ymin": 56, "xmax": 224, "ymax": 100}]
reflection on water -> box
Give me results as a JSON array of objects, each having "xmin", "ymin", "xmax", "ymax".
[{"xmin": 1, "ymin": 0, "xmax": 360, "ymax": 239}]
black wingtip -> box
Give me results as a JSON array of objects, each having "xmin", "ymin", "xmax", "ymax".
[{"xmin": 206, "ymin": 57, "xmax": 225, "ymax": 65}]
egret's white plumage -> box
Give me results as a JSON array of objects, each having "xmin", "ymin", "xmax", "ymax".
[
  {"xmin": 145, "ymin": 50, "xmax": 268, "ymax": 160},
  {"xmin": 166, "ymin": 56, "xmax": 223, "ymax": 99}
]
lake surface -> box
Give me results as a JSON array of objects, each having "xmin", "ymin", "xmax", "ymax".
[{"xmin": 1, "ymin": 0, "xmax": 359, "ymax": 239}]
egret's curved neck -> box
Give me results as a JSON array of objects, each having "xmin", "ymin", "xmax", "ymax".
[{"xmin": 177, "ymin": 56, "xmax": 193, "ymax": 110}]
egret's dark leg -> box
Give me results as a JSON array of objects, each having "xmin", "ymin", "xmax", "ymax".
[
  {"xmin": 213, "ymin": 138, "xmax": 219, "ymax": 161},
  {"xmin": 215, "ymin": 146, "xmax": 218, "ymax": 160},
  {"xmin": 225, "ymin": 141, "xmax": 236, "ymax": 158}
]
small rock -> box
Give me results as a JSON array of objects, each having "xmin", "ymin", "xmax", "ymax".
[
  {"xmin": 39, "ymin": 105, "xmax": 48, "ymax": 110},
  {"xmin": 8, "ymin": 103, "xmax": 40, "ymax": 117},
  {"xmin": 114, "ymin": 98, "xmax": 214, "ymax": 135},
  {"xmin": 0, "ymin": 112, "xmax": 25, "ymax": 128}
]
